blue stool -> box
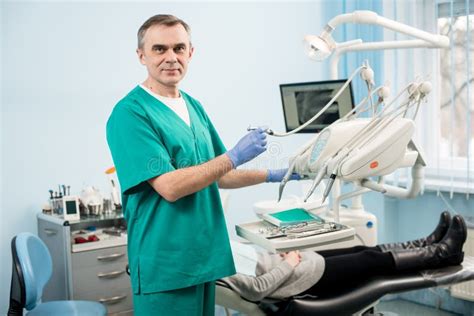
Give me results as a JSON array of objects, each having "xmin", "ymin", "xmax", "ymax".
[{"xmin": 8, "ymin": 232, "xmax": 107, "ymax": 316}]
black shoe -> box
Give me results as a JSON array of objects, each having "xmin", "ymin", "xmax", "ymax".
[
  {"xmin": 390, "ymin": 215, "xmax": 467, "ymax": 271},
  {"xmin": 378, "ymin": 211, "xmax": 451, "ymax": 252}
]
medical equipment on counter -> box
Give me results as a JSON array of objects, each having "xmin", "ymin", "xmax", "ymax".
[
  {"xmin": 80, "ymin": 186, "xmax": 104, "ymax": 216},
  {"xmin": 103, "ymin": 227, "xmax": 123, "ymax": 237},
  {"xmin": 103, "ymin": 198, "xmax": 113, "ymax": 214},
  {"xmin": 42, "ymin": 204, "xmax": 52, "ymax": 215},
  {"xmin": 62, "ymin": 195, "xmax": 80, "ymax": 221},
  {"xmin": 105, "ymin": 166, "xmax": 122, "ymax": 210},
  {"xmin": 48, "ymin": 184, "xmax": 80, "ymax": 220}
]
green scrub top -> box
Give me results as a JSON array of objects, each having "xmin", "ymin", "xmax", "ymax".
[{"xmin": 106, "ymin": 86, "xmax": 235, "ymax": 294}]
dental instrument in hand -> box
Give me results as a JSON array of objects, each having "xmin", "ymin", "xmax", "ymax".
[
  {"xmin": 247, "ymin": 125, "xmax": 274, "ymax": 135},
  {"xmin": 226, "ymin": 128, "xmax": 268, "ymax": 168}
]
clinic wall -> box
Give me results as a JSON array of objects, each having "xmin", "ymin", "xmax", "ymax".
[
  {"xmin": 0, "ymin": 1, "xmax": 329, "ymax": 312},
  {"xmin": 366, "ymin": 191, "xmax": 474, "ymax": 246},
  {"xmin": 394, "ymin": 191, "xmax": 474, "ymax": 243}
]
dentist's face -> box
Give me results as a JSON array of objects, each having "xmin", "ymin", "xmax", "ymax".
[{"xmin": 137, "ymin": 24, "xmax": 193, "ymax": 88}]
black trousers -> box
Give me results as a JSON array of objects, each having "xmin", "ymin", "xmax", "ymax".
[{"xmin": 301, "ymin": 246, "xmax": 395, "ymax": 297}]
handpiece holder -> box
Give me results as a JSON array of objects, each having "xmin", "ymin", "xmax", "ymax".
[{"xmin": 331, "ymin": 140, "xmax": 427, "ymax": 223}]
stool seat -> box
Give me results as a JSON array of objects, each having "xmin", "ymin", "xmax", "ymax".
[
  {"xmin": 26, "ymin": 300, "xmax": 106, "ymax": 316},
  {"xmin": 8, "ymin": 233, "xmax": 108, "ymax": 316}
]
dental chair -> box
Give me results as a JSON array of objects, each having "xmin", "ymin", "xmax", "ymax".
[
  {"xmin": 8, "ymin": 232, "xmax": 107, "ymax": 316},
  {"xmin": 216, "ymin": 256, "xmax": 474, "ymax": 315}
]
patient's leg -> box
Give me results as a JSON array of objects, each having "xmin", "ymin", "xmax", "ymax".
[
  {"xmin": 317, "ymin": 245, "xmax": 380, "ymax": 257},
  {"xmin": 301, "ymin": 249, "xmax": 395, "ymax": 297},
  {"xmin": 378, "ymin": 211, "xmax": 451, "ymax": 251},
  {"xmin": 303, "ymin": 215, "xmax": 466, "ymax": 297}
]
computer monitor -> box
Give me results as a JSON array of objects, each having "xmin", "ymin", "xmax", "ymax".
[{"xmin": 280, "ymin": 79, "xmax": 355, "ymax": 133}]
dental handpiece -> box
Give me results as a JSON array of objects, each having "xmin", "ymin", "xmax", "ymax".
[
  {"xmin": 304, "ymin": 166, "xmax": 327, "ymax": 202},
  {"xmin": 321, "ymin": 173, "xmax": 337, "ymax": 204},
  {"xmin": 278, "ymin": 171, "xmax": 292, "ymax": 202},
  {"xmin": 247, "ymin": 125, "xmax": 274, "ymax": 135},
  {"xmin": 278, "ymin": 160, "xmax": 298, "ymax": 202}
]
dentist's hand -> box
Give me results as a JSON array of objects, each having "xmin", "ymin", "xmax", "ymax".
[
  {"xmin": 226, "ymin": 128, "xmax": 267, "ymax": 168},
  {"xmin": 266, "ymin": 168, "xmax": 301, "ymax": 183}
]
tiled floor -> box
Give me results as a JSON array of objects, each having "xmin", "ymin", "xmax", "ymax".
[{"xmin": 376, "ymin": 300, "xmax": 459, "ymax": 315}]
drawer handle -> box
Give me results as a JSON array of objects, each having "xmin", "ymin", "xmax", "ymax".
[
  {"xmin": 97, "ymin": 270, "xmax": 125, "ymax": 279},
  {"xmin": 99, "ymin": 294, "xmax": 127, "ymax": 304},
  {"xmin": 44, "ymin": 228, "xmax": 57, "ymax": 236},
  {"xmin": 97, "ymin": 253, "xmax": 125, "ymax": 261}
]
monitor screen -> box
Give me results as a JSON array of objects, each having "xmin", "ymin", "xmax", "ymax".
[
  {"xmin": 280, "ymin": 79, "xmax": 354, "ymax": 133},
  {"xmin": 65, "ymin": 200, "xmax": 77, "ymax": 215}
]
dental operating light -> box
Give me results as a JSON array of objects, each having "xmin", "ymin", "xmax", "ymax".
[
  {"xmin": 304, "ymin": 10, "xmax": 450, "ymax": 79},
  {"xmin": 304, "ymin": 34, "xmax": 334, "ymax": 61}
]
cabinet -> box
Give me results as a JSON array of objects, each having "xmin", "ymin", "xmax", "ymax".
[{"xmin": 37, "ymin": 213, "xmax": 133, "ymax": 315}]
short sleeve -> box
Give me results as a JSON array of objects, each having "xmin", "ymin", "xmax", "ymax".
[{"xmin": 106, "ymin": 102, "xmax": 175, "ymax": 194}]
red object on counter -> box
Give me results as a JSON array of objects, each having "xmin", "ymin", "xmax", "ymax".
[
  {"xmin": 88, "ymin": 235, "xmax": 100, "ymax": 242},
  {"xmin": 74, "ymin": 235, "xmax": 100, "ymax": 244},
  {"xmin": 74, "ymin": 236, "xmax": 88, "ymax": 244}
]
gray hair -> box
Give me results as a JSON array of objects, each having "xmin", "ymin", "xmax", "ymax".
[{"xmin": 137, "ymin": 14, "xmax": 192, "ymax": 49}]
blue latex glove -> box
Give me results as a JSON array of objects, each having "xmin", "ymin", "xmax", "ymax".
[
  {"xmin": 226, "ymin": 128, "xmax": 267, "ymax": 168},
  {"xmin": 266, "ymin": 168, "xmax": 301, "ymax": 183}
]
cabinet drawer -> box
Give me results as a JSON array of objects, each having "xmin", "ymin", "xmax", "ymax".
[
  {"xmin": 74, "ymin": 287, "xmax": 133, "ymax": 314},
  {"xmin": 72, "ymin": 246, "xmax": 128, "ymax": 269},
  {"xmin": 38, "ymin": 218, "xmax": 69, "ymax": 301},
  {"xmin": 72, "ymin": 261, "xmax": 131, "ymax": 296},
  {"xmin": 39, "ymin": 221, "xmax": 63, "ymax": 239}
]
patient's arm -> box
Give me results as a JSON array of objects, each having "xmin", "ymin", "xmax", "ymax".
[{"xmin": 222, "ymin": 260, "xmax": 295, "ymax": 302}]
